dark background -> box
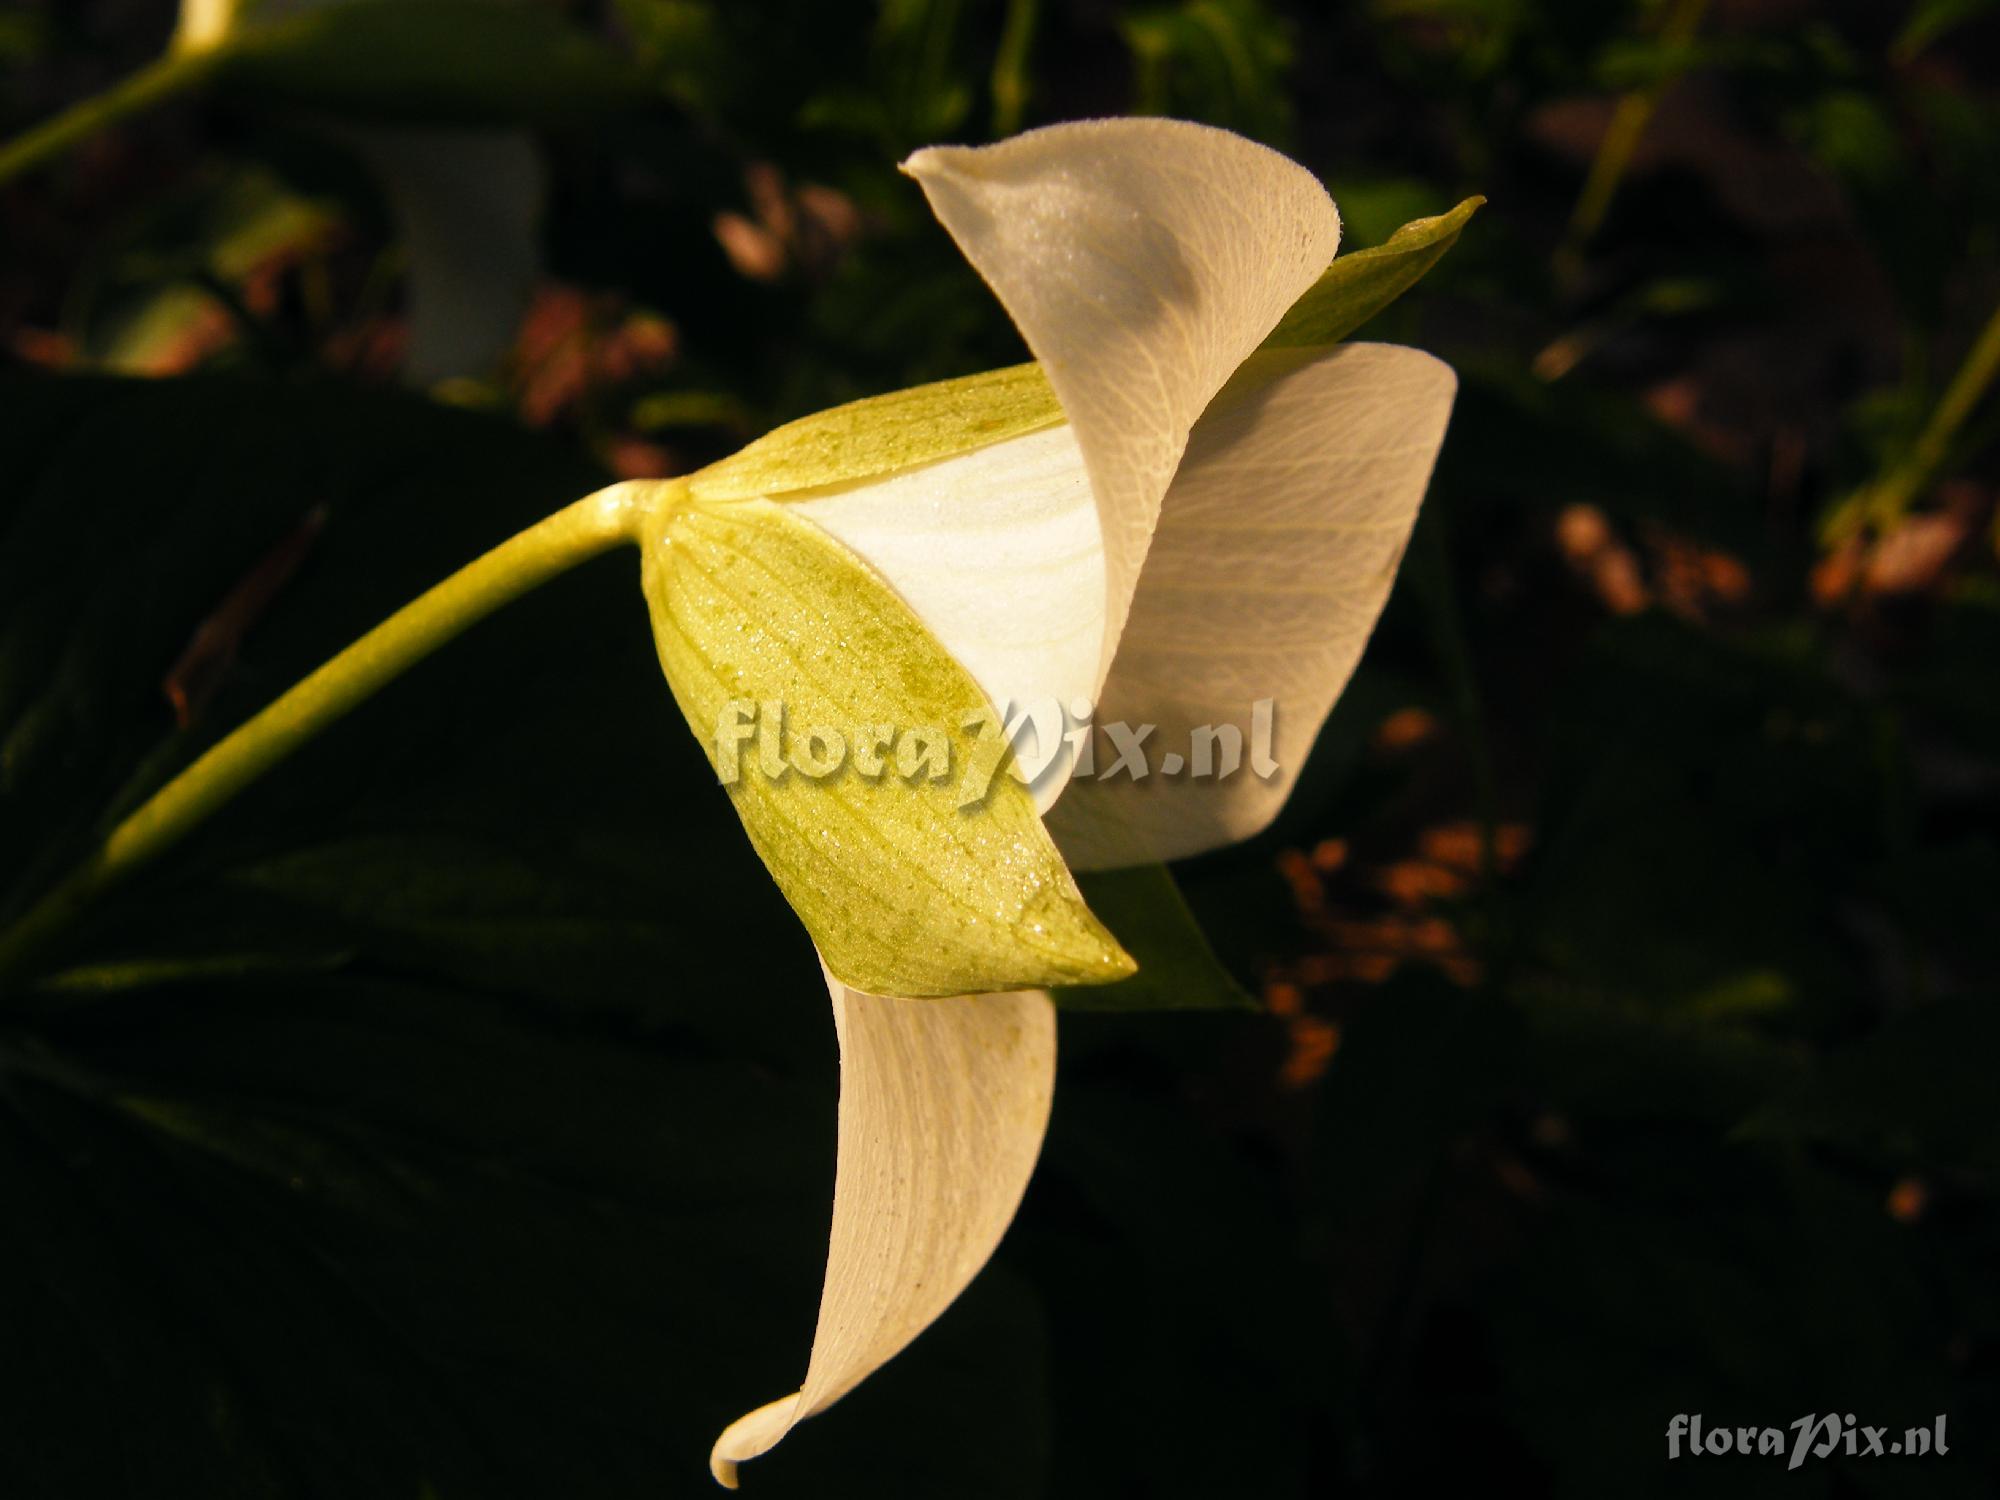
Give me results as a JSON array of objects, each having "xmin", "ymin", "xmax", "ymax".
[{"xmin": 2, "ymin": 1, "xmax": 1997, "ymax": 1495}]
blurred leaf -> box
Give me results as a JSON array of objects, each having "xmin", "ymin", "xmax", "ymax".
[
  {"xmin": 69, "ymin": 165, "xmax": 335, "ymax": 374},
  {"xmin": 799, "ymin": 0, "xmax": 974, "ymax": 153},
  {"xmin": 1122, "ymin": 0, "xmax": 1296, "ymax": 143},
  {"xmin": 1744, "ymin": 997, "xmax": 2000, "ymax": 1171},
  {"xmin": 1522, "ymin": 615, "xmax": 1879, "ymax": 1019},
  {"xmin": 1895, "ymin": 0, "xmax": 1998, "ymax": 61},
  {"xmin": 214, "ymin": 0, "xmax": 649, "ymax": 126},
  {"xmin": 0, "ymin": 10, "xmax": 48, "ymax": 68}
]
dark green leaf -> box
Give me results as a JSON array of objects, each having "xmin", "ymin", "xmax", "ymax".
[
  {"xmin": 1055, "ymin": 864, "xmax": 1256, "ymax": 1012},
  {"xmin": 214, "ymin": 0, "xmax": 649, "ymax": 126}
]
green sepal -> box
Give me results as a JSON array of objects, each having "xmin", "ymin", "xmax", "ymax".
[
  {"xmin": 638, "ymin": 490, "xmax": 1133, "ymax": 998},
  {"xmin": 1055, "ymin": 865, "xmax": 1256, "ymax": 1013},
  {"xmin": 1262, "ymin": 196, "xmax": 1485, "ymax": 349},
  {"xmin": 688, "ymin": 361, "xmax": 1062, "ymax": 502}
]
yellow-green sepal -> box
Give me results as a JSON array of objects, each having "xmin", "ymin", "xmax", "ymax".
[
  {"xmin": 638, "ymin": 489, "xmax": 1133, "ymax": 998},
  {"xmin": 687, "ymin": 362, "xmax": 1061, "ymax": 502},
  {"xmin": 1262, "ymin": 196, "xmax": 1485, "ymax": 349}
]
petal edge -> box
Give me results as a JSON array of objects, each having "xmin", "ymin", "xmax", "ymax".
[
  {"xmin": 904, "ymin": 118, "xmax": 1339, "ymax": 690},
  {"xmin": 710, "ymin": 965, "xmax": 1057, "ymax": 1486}
]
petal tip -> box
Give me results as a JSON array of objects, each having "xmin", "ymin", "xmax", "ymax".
[
  {"xmin": 709, "ymin": 1393, "xmax": 801, "ymax": 1489},
  {"xmin": 899, "ymin": 145, "xmax": 958, "ymax": 181}
]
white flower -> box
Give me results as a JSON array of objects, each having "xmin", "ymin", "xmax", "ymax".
[
  {"xmin": 176, "ymin": 0, "xmax": 544, "ymax": 385},
  {"xmin": 702, "ymin": 118, "xmax": 1457, "ymax": 1487}
]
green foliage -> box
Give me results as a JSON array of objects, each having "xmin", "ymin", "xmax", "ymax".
[
  {"xmin": 1121, "ymin": 0, "xmax": 1295, "ymax": 143},
  {"xmin": 211, "ymin": 0, "xmax": 649, "ymax": 125}
]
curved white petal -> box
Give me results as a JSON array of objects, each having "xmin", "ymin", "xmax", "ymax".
[
  {"xmin": 790, "ymin": 424, "xmax": 1102, "ymax": 812},
  {"xmin": 346, "ymin": 126, "xmax": 544, "ymax": 385},
  {"xmin": 173, "ymin": 0, "xmax": 247, "ymax": 52},
  {"xmin": 710, "ymin": 966, "xmax": 1056, "ymax": 1488},
  {"xmin": 1046, "ymin": 343, "xmax": 1457, "ymax": 869},
  {"xmin": 904, "ymin": 119, "xmax": 1339, "ymax": 691}
]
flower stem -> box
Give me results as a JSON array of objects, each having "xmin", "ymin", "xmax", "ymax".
[
  {"xmin": 1557, "ymin": 0, "xmax": 1710, "ymax": 279},
  {"xmin": 0, "ymin": 483, "xmax": 649, "ymax": 989},
  {"xmin": 988, "ymin": 0, "xmax": 1040, "ymax": 139},
  {"xmin": 0, "ymin": 50, "xmax": 220, "ymax": 188},
  {"xmin": 1830, "ymin": 295, "xmax": 2000, "ymax": 542}
]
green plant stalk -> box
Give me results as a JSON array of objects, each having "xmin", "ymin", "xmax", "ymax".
[
  {"xmin": 1868, "ymin": 296, "xmax": 2000, "ymax": 527},
  {"xmin": 1560, "ymin": 0, "xmax": 1711, "ymax": 262},
  {"xmin": 988, "ymin": 0, "xmax": 1039, "ymax": 138},
  {"xmin": 0, "ymin": 49, "xmax": 220, "ymax": 188},
  {"xmin": 0, "ymin": 484, "xmax": 649, "ymax": 989}
]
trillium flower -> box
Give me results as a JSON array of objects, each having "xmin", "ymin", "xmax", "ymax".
[
  {"xmin": 665, "ymin": 119, "xmax": 1461, "ymax": 1486},
  {"xmin": 0, "ymin": 82, "xmax": 1466, "ymax": 1482}
]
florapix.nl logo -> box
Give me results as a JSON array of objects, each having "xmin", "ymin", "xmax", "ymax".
[
  {"xmin": 1666, "ymin": 1413, "xmax": 1950, "ymax": 1470},
  {"xmin": 710, "ymin": 696, "xmax": 1282, "ymax": 807}
]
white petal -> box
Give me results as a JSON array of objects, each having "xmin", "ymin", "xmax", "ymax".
[
  {"xmin": 904, "ymin": 119, "xmax": 1339, "ymax": 690},
  {"xmin": 790, "ymin": 424, "xmax": 1103, "ymax": 812},
  {"xmin": 710, "ymin": 965, "xmax": 1056, "ymax": 1488},
  {"xmin": 173, "ymin": 0, "xmax": 246, "ymax": 51},
  {"xmin": 343, "ymin": 127, "xmax": 544, "ymax": 385},
  {"xmin": 1046, "ymin": 343, "xmax": 1457, "ymax": 869}
]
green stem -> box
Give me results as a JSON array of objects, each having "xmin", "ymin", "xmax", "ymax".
[
  {"xmin": 1558, "ymin": 0, "xmax": 1710, "ymax": 271},
  {"xmin": 0, "ymin": 484, "xmax": 648, "ymax": 989},
  {"xmin": 988, "ymin": 0, "xmax": 1040, "ymax": 138},
  {"xmin": 0, "ymin": 50, "xmax": 220, "ymax": 188},
  {"xmin": 1821, "ymin": 296, "xmax": 2000, "ymax": 545},
  {"xmin": 1878, "ymin": 298, "xmax": 2000, "ymax": 519}
]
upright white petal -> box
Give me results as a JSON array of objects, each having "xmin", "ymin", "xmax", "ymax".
[
  {"xmin": 710, "ymin": 967, "xmax": 1056, "ymax": 1488},
  {"xmin": 347, "ymin": 127, "xmax": 544, "ymax": 385},
  {"xmin": 790, "ymin": 424, "xmax": 1103, "ymax": 811},
  {"xmin": 1046, "ymin": 343, "xmax": 1457, "ymax": 869},
  {"xmin": 172, "ymin": 0, "xmax": 247, "ymax": 52},
  {"xmin": 247, "ymin": 0, "xmax": 544, "ymax": 386},
  {"xmin": 904, "ymin": 119, "xmax": 1339, "ymax": 689}
]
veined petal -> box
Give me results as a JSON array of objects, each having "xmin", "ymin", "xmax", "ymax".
[
  {"xmin": 711, "ymin": 965, "xmax": 1056, "ymax": 1488},
  {"xmin": 640, "ymin": 494, "xmax": 1130, "ymax": 998},
  {"xmin": 790, "ymin": 423, "xmax": 1103, "ymax": 812},
  {"xmin": 1046, "ymin": 343, "xmax": 1456, "ymax": 869},
  {"xmin": 904, "ymin": 119, "xmax": 1339, "ymax": 690}
]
